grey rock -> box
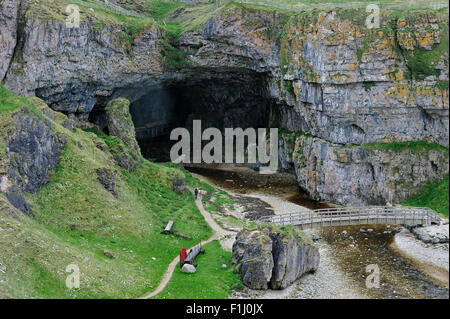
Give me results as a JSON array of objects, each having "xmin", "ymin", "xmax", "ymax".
[
  {"xmin": 279, "ymin": 133, "xmax": 449, "ymax": 206},
  {"xmin": 105, "ymin": 98, "xmax": 141, "ymax": 154},
  {"xmin": 232, "ymin": 227, "xmax": 319, "ymax": 290},
  {"xmin": 96, "ymin": 168, "xmax": 117, "ymax": 196},
  {"xmin": 7, "ymin": 110, "xmax": 66, "ymax": 194},
  {"xmin": 270, "ymin": 231, "xmax": 320, "ymax": 290},
  {"xmin": 181, "ymin": 263, "xmax": 196, "ymax": 273},
  {"xmin": 2, "ymin": 108, "xmax": 66, "ymax": 214},
  {"xmin": 232, "ymin": 229, "xmax": 274, "ymax": 290}
]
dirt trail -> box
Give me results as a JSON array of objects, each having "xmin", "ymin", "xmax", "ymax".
[{"xmin": 140, "ymin": 188, "xmax": 236, "ymax": 299}]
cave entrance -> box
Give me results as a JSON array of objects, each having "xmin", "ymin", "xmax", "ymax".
[{"xmin": 129, "ymin": 71, "xmax": 275, "ymax": 162}]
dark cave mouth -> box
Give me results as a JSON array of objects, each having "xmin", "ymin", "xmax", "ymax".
[{"xmin": 125, "ymin": 73, "xmax": 278, "ymax": 162}]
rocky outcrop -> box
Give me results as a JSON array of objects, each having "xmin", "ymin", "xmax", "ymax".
[
  {"xmin": 232, "ymin": 226, "xmax": 319, "ymax": 290},
  {"xmin": 232, "ymin": 228, "xmax": 274, "ymax": 290},
  {"xmin": 279, "ymin": 132, "xmax": 449, "ymax": 205},
  {"xmin": 407, "ymin": 223, "xmax": 449, "ymax": 244},
  {"xmin": 105, "ymin": 98, "xmax": 141, "ymax": 154},
  {"xmin": 0, "ymin": 104, "xmax": 66, "ymax": 214},
  {"xmin": 96, "ymin": 167, "xmax": 117, "ymax": 196},
  {"xmin": 3, "ymin": 2, "xmax": 164, "ymax": 119}
]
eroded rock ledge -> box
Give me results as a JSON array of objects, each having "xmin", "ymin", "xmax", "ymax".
[{"xmin": 232, "ymin": 225, "xmax": 320, "ymax": 290}]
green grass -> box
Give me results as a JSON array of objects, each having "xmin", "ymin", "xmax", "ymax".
[
  {"xmin": 153, "ymin": 240, "xmax": 242, "ymax": 299},
  {"xmin": 435, "ymin": 80, "xmax": 449, "ymax": 91},
  {"xmin": 364, "ymin": 141, "xmax": 449, "ymax": 155},
  {"xmin": 0, "ymin": 91, "xmax": 221, "ymax": 298},
  {"xmin": 161, "ymin": 40, "xmax": 191, "ymax": 69},
  {"xmin": 25, "ymin": 140, "xmax": 213, "ymax": 297},
  {"xmin": 0, "ymin": 85, "xmax": 26, "ymax": 113},
  {"xmin": 404, "ymin": 27, "xmax": 449, "ymax": 81},
  {"xmin": 146, "ymin": 0, "xmax": 186, "ymax": 20},
  {"xmin": 402, "ymin": 174, "xmax": 449, "ymax": 217}
]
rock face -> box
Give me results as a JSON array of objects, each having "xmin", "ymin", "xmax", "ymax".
[
  {"xmin": 0, "ymin": 0, "xmax": 20, "ymax": 81},
  {"xmin": 1, "ymin": 1, "xmax": 448, "ymax": 206},
  {"xmin": 270, "ymin": 230, "xmax": 320, "ymax": 289},
  {"xmin": 232, "ymin": 226, "xmax": 320, "ymax": 290},
  {"xmin": 232, "ymin": 229, "xmax": 274, "ymax": 290},
  {"xmin": 0, "ymin": 103, "xmax": 66, "ymax": 214},
  {"xmin": 279, "ymin": 132, "xmax": 449, "ymax": 205}
]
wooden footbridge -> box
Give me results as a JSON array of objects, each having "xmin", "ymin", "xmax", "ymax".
[{"xmin": 259, "ymin": 206, "xmax": 442, "ymax": 229}]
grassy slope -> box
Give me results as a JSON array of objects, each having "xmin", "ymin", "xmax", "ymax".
[
  {"xmin": 0, "ymin": 86, "xmax": 240, "ymax": 298},
  {"xmin": 153, "ymin": 240, "xmax": 242, "ymax": 299},
  {"xmin": 0, "ymin": 85, "xmax": 26, "ymax": 114},
  {"xmin": 402, "ymin": 174, "xmax": 449, "ymax": 218}
]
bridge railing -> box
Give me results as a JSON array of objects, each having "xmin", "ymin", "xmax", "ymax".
[{"xmin": 259, "ymin": 206, "xmax": 441, "ymax": 228}]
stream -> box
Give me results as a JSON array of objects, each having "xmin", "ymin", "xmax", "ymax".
[{"xmin": 185, "ymin": 164, "xmax": 449, "ymax": 299}]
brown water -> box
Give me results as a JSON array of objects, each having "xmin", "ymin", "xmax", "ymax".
[
  {"xmin": 187, "ymin": 164, "xmax": 449, "ymax": 299},
  {"xmin": 185, "ymin": 165, "xmax": 330, "ymax": 209}
]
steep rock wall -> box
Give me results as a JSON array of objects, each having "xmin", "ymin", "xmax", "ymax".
[
  {"xmin": 279, "ymin": 132, "xmax": 449, "ymax": 205},
  {"xmin": 1, "ymin": 1, "xmax": 448, "ymax": 205}
]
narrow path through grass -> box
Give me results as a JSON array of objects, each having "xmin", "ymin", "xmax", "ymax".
[{"xmin": 141, "ymin": 188, "xmax": 237, "ymax": 299}]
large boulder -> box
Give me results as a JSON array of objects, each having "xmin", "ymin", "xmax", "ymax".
[
  {"xmin": 232, "ymin": 229, "xmax": 274, "ymax": 290},
  {"xmin": 270, "ymin": 230, "xmax": 320, "ymax": 289},
  {"xmin": 232, "ymin": 225, "xmax": 319, "ymax": 290}
]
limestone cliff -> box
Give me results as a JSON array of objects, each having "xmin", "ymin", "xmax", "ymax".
[{"xmin": 1, "ymin": 0, "xmax": 448, "ymax": 206}]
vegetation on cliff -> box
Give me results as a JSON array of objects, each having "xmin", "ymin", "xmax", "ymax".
[{"xmin": 402, "ymin": 174, "xmax": 449, "ymax": 218}]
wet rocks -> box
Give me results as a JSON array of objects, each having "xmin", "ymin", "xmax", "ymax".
[{"xmin": 232, "ymin": 226, "xmax": 319, "ymax": 290}]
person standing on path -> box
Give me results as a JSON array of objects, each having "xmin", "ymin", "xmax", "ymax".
[{"xmin": 194, "ymin": 188, "xmax": 198, "ymax": 200}]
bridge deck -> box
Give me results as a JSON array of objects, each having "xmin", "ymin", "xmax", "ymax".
[{"xmin": 259, "ymin": 206, "xmax": 441, "ymax": 229}]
